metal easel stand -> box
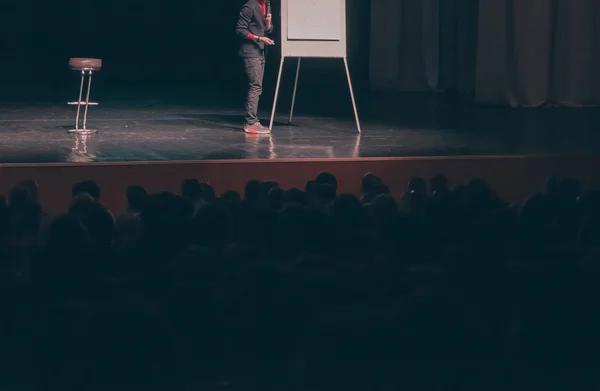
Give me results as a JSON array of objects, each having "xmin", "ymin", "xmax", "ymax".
[{"xmin": 269, "ymin": 56, "xmax": 362, "ymax": 133}]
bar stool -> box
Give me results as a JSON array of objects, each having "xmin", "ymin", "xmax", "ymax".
[{"xmin": 68, "ymin": 58, "xmax": 102, "ymax": 135}]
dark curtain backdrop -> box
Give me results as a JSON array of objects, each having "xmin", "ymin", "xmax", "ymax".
[
  {"xmin": 370, "ymin": 0, "xmax": 600, "ymax": 107},
  {"xmin": 0, "ymin": 0, "xmax": 371, "ymax": 112}
]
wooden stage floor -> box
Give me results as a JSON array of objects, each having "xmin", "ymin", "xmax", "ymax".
[{"xmin": 0, "ymin": 100, "xmax": 599, "ymax": 214}]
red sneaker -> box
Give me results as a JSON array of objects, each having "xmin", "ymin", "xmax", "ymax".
[{"xmin": 244, "ymin": 122, "xmax": 271, "ymax": 134}]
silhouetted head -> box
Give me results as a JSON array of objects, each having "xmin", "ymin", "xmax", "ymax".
[
  {"xmin": 430, "ymin": 175, "xmax": 448, "ymax": 195},
  {"xmin": 285, "ymin": 188, "xmax": 308, "ymax": 205},
  {"xmin": 69, "ymin": 193, "xmax": 96, "ymax": 215},
  {"xmin": 126, "ymin": 185, "xmax": 149, "ymax": 213},
  {"xmin": 8, "ymin": 181, "xmax": 42, "ymax": 238},
  {"xmin": 361, "ymin": 173, "xmax": 382, "ymax": 195},
  {"xmin": 370, "ymin": 193, "xmax": 399, "ymax": 217},
  {"xmin": 200, "ymin": 182, "xmax": 216, "ymax": 203},
  {"xmin": 44, "ymin": 213, "xmax": 90, "ymax": 256},
  {"xmin": 408, "ymin": 176, "xmax": 427, "ymax": 195},
  {"xmin": 316, "ymin": 184, "xmax": 336, "ymax": 205},
  {"xmin": 9, "ymin": 186, "xmax": 32, "ymax": 210},
  {"xmin": 70, "ymin": 198, "xmax": 116, "ymax": 249},
  {"xmin": 261, "ymin": 181, "xmax": 280, "ymax": 198},
  {"xmin": 72, "ymin": 180, "xmax": 101, "ymax": 201},
  {"xmin": 520, "ymin": 193, "xmax": 552, "ymax": 226},
  {"xmin": 305, "ymin": 180, "xmax": 318, "ymax": 198},
  {"xmin": 361, "ymin": 192, "xmax": 377, "ymax": 204},
  {"xmin": 17, "ymin": 179, "xmax": 39, "ymax": 202},
  {"xmin": 172, "ymin": 194, "xmax": 195, "ymax": 221},
  {"xmin": 221, "ymin": 190, "xmax": 242, "ymax": 203},
  {"xmin": 245, "ymin": 179, "xmax": 263, "ymax": 204},
  {"xmin": 402, "ymin": 190, "xmax": 427, "ymax": 215},
  {"xmin": 467, "ymin": 178, "xmax": 499, "ymax": 212},
  {"xmin": 331, "ymin": 193, "xmax": 364, "ymax": 226},
  {"xmin": 268, "ymin": 187, "xmax": 285, "ymax": 210},
  {"xmin": 40, "ymin": 214, "xmax": 94, "ymax": 288},
  {"xmin": 316, "ymin": 172, "xmax": 338, "ymax": 194},
  {"xmin": 9, "ymin": 199, "xmax": 42, "ymax": 238},
  {"xmin": 467, "ymin": 178, "xmax": 489, "ymax": 193},
  {"xmin": 181, "ymin": 179, "xmax": 203, "ymax": 202},
  {"xmin": 140, "ymin": 193, "xmax": 172, "ymax": 236},
  {"xmin": 372, "ymin": 183, "xmax": 390, "ymax": 195},
  {"xmin": 86, "ymin": 204, "xmax": 116, "ymax": 249}
]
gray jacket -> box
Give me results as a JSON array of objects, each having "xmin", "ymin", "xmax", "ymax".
[{"xmin": 235, "ymin": 0, "xmax": 274, "ymax": 58}]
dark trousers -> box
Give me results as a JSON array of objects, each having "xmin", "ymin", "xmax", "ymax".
[{"xmin": 243, "ymin": 56, "xmax": 266, "ymax": 125}]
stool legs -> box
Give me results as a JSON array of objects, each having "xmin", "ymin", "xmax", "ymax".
[
  {"xmin": 82, "ymin": 70, "xmax": 94, "ymax": 131},
  {"xmin": 68, "ymin": 69, "xmax": 98, "ymax": 135},
  {"xmin": 74, "ymin": 70, "xmax": 85, "ymax": 130}
]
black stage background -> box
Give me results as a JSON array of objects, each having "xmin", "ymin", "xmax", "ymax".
[{"xmin": 0, "ymin": 0, "xmax": 371, "ymax": 115}]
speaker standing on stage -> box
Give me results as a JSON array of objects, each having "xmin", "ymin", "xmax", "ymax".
[{"xmin": 236, "ymin": 0, "xmax": 275, "ymax": 134}]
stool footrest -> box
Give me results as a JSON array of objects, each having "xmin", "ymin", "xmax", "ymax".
[
  {"xmin": 68, "ymin": 129, "xmax": 98, "ymax": 135},
  {"xmin": 68, "ymin": 101, "xmax": 99, "ymax": 106}
]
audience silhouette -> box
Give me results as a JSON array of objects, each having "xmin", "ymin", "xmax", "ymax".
[{"xmin": 0, "ymin": 172, "xmax": 598, "ymax": 390}]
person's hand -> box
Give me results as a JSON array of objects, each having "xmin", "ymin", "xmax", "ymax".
[
  {"xmin": 260, "ymin": 36, "xmax": 275, "ymax": 45},
  {"xmin": 266, "ymin": 13, "xmax": 273, "ymax": 26}
]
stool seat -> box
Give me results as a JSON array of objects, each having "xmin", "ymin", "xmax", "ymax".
[{"xmin": 69, "ymin": 58, "xmax": 102, "ymax": 71}]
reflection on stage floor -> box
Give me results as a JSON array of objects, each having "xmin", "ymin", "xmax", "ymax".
[{"xmin": 0, "ymin": 103, "xmax": 599, "ymax": 164}]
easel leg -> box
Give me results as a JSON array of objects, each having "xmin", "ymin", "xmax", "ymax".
[
  {"xmin": 289, "ymin": 58, "xmax": 301, "ymax": 124},
  {"xmin": 343, "ymin": 57, "xmax": 362, "ymax": 134},
  {"xmin": 270, "ymin": 56, "xmax": 285, "ymax": 131}
]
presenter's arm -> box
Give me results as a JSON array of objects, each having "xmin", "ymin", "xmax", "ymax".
[
  {"xmin": 235, "ymin": 5, "xmax": 253, "ymax": 39},
  {"xmin": 236, "ymin": 5, "xmax": 275, "ymax": 45}
]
